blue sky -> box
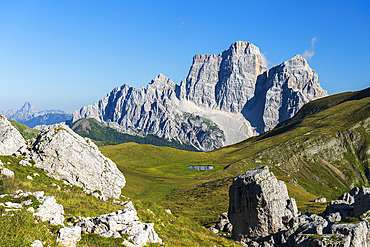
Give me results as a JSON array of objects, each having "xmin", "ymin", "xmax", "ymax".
[{"xmin": 0, "ymin": 0, "xmax": 369, "ymax": 113}]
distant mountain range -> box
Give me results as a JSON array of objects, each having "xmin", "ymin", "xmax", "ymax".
[
  {"xmin": 72, "ymin": 41, "xmax": 327, "ymax": 151},
  {"xmin": 0, "ymin": 102, "xmax": 72, "ymax": 128}
]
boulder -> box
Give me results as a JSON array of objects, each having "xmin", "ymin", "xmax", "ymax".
[
  {"xmin": 0, "ymin": 168, "xmax": 14, "ymax": 178},
  {"xmin": 321, "ymin": 200, "xmax": 353, "ymax": 220},
  {"xmin": 315, "ymin": 198, "xmax": 327, "ymax": 203},
  {"xmin": 121, "ymin": 223, "xmax": 162, "ymax": 247},
  {"xmin": 30, "ymin": 240, "xmax": 43, "ymax": 247},
  {"xmin": 75, "ymin": 201, "xmax": 162, "ymax": 247},
  {"xmin": 33, "ymin": 196, "xmax": 64, "ymax": 225},
  {"xmin": 19, "ymin": 160, "xmax": 32, "ymax": 167},
  {"xmin": 57, "ymin": 226, "xmax": 82, "ymax": 247},
  {"xmin": 0, "ymin": 114, "xmax": 26, "ymax": 155},
  {"xmin": 210, "ymin": 212, "xmax": 233, "ymax": 234},
  {"xmin": 214, "ymin": 212, "xmax": 233, "ymax": 233},
  {"xmin": 227, "ymin": 167, "xmax": 370, "ymax": 246},
  {"xmin": 228, "ymin": 166, "xmax": 298, "ymax": 242},
  {"xmin": 29, "ymin": 123, "xmax": 126, "ymax": 199}
]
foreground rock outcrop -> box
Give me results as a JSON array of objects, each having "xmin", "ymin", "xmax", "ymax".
[
  {"xmin": 28, "ymin": 123, "xmax": 126, "ymax": 199},
  {"xmin": 0, "ymin": 114, "xmax": 26, "ymax": 155},
  {"xmin": 72, "ymin": 41, "xmax": 327, "ymax": 151},
  {"xmin": 228, "ymin": 166, "xmax": 298, "ymax": 242},
  {"xmin": 73, "ymin": 201, "xmax": 162, "ymax": 247},
  {"xmin": 228, "ymin": 166, "xmax": 370, "ymax": 246}
]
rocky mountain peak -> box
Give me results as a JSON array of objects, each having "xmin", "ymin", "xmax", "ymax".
[
  {"xmin": 73, "ymin": 41, "xmax": 328, "ymax": 151},
  {"xmin": 1, "ymin": 102, "xmax": 71, "ymax": 127},
  {"xmin": 281, "ymin": 54, "xmax": 311, "ymax": 70},
  {"xmin": 228, "ymin": 41, "xmax": 260, "ymax": 56},
  {"xmin": 148, "ymin": 73, "xmax": 177, "ymax": 89},
  {"xmin": 19, "ymin": 102, "xmax": 39, "ymax": 114}
]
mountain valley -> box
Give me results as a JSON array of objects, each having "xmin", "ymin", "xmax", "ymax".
[{"xmin": 0, "ymin": 41, "xmax": 369, "ymax": 246}]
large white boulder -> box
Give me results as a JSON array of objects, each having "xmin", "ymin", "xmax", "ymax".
[
  {"xmin": 0, "ymin": 114, "xmax": 25, "ymax": 155},
  {"xmin": 33, "ymin": 196, "xmax": 64, "ymax": 225},
  {"xmin": 57, "ymin": 226, "xmax": 82, "ymax": 247},
  {"xmin": 29, "ymin": 123, "xmax": 126, "ymax": 199}
]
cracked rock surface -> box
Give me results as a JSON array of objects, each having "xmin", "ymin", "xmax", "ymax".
[{"xmin": 28, "ymin": 123, "xmax": 126, "ymax": 199}]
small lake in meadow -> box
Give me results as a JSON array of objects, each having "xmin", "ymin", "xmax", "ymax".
[{"xmin": 188, "ymin": 165, "xmax": 215, "ymax": 171}]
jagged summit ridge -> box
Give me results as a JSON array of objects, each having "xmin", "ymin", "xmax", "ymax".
[{"xmin": 72, "ymin": 41, "xmax": 327, "ymax": 150}]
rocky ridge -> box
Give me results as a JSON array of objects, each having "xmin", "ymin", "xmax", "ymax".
[
  {"xmin": 226, "ymin": 166, "xmax": 370, "ymax": 246},
  {"xmin": 72, "ymin": 41, "xmax": 327, "ymax": 151}
]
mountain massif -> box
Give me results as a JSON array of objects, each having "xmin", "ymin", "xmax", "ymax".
[{"xmin": 72, "ymin": 41, "xmax": 327, "ymax": 151}]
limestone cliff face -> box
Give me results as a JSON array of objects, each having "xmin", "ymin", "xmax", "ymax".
[
  {"xmin": 180, "ymin": 41, "xmax": 267, "ymax": 113},
  {"xmin": 72, "ymin": 41, "xmax": 327, "ymax": 151},
  {"xmin": 262, "ymin": 55, "xmax": 328, "ymax": 131}
]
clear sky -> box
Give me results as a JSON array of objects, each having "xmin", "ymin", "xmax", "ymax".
[{"xmin": 0, "ymin": 0, "xmax": 369, "ymax": 113}]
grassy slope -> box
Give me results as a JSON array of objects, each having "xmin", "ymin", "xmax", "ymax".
[
  {"xmin": 8, "ymin": 119, "xmax": 40, "ymax": 140},
  {"xmin": 0, "ymin": 155, "xmax": 241, "ymax": 246},
  {"xmin": 101, "ymin": 143, "xmax": 321, "ymax": 226},
  {"xmin": 3, "ymin": 87, "xmax": 369, "ymax": 246},
  {"xmin": 100, "ymin": 87, "xmax": 370, "ymax": 227}
]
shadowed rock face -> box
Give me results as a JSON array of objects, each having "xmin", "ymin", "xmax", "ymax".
[
  {"xmin": 228, "ymin": 166, "xmax": 298, "ymax": 242},
  {"xmin": 29, "ymin": 123, "xmax": 126, "ymax": 199},
  {"xmin": 72, "ymin": 41, "xmax": 327, "ymax": 151},
  {"xmin": 0, "ymin": 114, "xmax": 26, "ymax": 155}
]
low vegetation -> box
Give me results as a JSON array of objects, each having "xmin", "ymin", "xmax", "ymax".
[
  {"xmin": 70, "ymin": 118, "xmax": 198, "ymax": 151},
  {"xmin": 9, "ymin": 120, "xmax": 40, "ymax": 140},
  {"xmin": 0, "ymin": 155, "xmax": 241, "ymax": 246}
]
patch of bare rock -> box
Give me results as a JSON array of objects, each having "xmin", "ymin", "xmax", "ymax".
[
  {"xmin": 72, "ymin": 201, "xmax": 162, "ymax": 247},
  {"xmin": 219, "ymin": 166, "xmax": 370, "ymax": 246}
]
